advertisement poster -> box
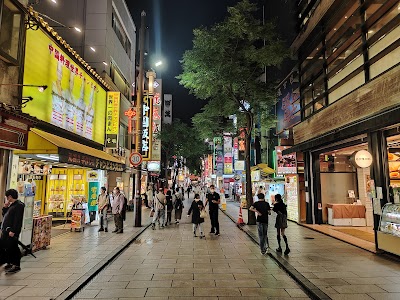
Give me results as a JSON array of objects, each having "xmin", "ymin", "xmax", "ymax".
[
  {"xmin": 32, "ymin": 216, "xmax": 52, "ymax": 251},
  {"xmin": 285, "ymin": 175, "xmax": 299, "ymax": 222},
  {"xmin": 106, "ymin": 92, "xmax": 120, "ymax": 148},
  {"xmin": 88, "ymin": 182, "xmax": 99, "ymax": 212},
  {"xmin": 71, "ymin": 209, "xmax": 83, "ymax": 229},
  {"xmin": 23, "ymin": 28, "xmax": 106, "ymax": 144},
  {"xmin": 276, "ymin": 146, "xmax": 297, "ymax": 175},
  {"xmin": 276, "ymin": 70, "xmax": 300, "ymax": 135},
  {"xmin": 223, "ymin": 136, "xmax": 233, "ymax": 175}
]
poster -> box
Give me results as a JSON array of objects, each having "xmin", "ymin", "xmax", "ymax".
[
  {"xmin": 285, "ymin": 175, "xmax": 299, "ymax": 222},
  {"xmin": 106, "ymin": 92, "xmax": 120, "ymax": 148},
  {"xmin": 88, "ymin": 182, "xmax": 99, "ymax": 212},
  {"xmin": 23, "ymin": 28, "xmax": 106, "ymax": 144},
  {"xmin": 71, "ymin": 209, "xmax": 83, "ymax": 229},
  {"xmin": 276, "ymin": 146, "xmax": 297, "ymax": 175}
]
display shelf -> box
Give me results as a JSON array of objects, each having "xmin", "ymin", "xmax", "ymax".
[{"xmin": 380, "ymin": 203, "xmax": 400, "ymax": 237}]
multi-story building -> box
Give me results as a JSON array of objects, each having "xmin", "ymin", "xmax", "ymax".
[
  {"xmin": 27, "ymin": 0, "xmax": 137, "ymax": 198},
  {"xmin": 282, "ymin": 0, "xmax": 400, "ymax": 255}
]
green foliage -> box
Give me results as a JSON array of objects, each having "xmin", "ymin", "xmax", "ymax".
[
  {"xmin": 156, "ymin": 119, "xmax": 209, "ymax": 173},
  {"xmin": 177, "ymin": 0, "xmax": 288, "ymax": 139}
]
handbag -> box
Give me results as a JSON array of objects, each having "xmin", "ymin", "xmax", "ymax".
[
  {"xmin": 149, "ymin": 208, "xmax": 155, "ymax": 218},
  {"xmin": 200, "ymin": 209, "xmax": 208, "ymax": 219}
]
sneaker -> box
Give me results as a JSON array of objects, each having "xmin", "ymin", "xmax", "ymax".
[
  {"xmin": 261, "ymin": 251, "xmax": 266, "ymax": 255},
  {"xmin": 4, "ymin": 264, "xmax": 13, "ymax": 270},
  {"xmin": 152, "ymin": 224, "xmax": 156, "ymax": 230},
  {"xmin": 105, "ymin": 228, "xmax": 108, "ymax": 232},
  {"xmin": 116, "ymin": 230, "xmax": 123, "ymax": 234},
  {"xmin": 215, "ymin": 232, "xmax": 220, "ymax": 236},
  {"xmin": 5, "ymin": 265, "xmax": 21, "ymax": 274},
  {"xmin": 266, "ymin": 247, "xmax": 271, "ymax": 253},
  {"xmin": 112, "ymin": 229, "xmax": 118, "ymax": 233},
  {"xmin": 194, "ymin": 234, "xmax": 197, "ymax": 237},
  {"xmin": 98, "ymin": 228, "xmax": 104, "ymax": 232},
  {"xmin": 284, "ymin": 248, "xmax": 291, "ymax": 255},
  {"xmin": 276, "ymin": 247, "xmax": 282, "ymax": 253},
  {"xmin": 210, "ymin": 231, "xmax": 215, "ymax": 234}
]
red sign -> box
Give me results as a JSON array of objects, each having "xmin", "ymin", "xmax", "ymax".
[
  {"xmin": 0, "ymin": 110, "xmax": 32, "ymax": 150},
  {"xmin": 130, "ymin": 152, "xmax": 143, "ymax": 167},
  {"xmin": 124, "ymin": 108, "xmax": 136, "ymax": 134}
]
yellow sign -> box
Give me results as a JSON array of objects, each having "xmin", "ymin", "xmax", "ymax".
[
  {"xmin": 22, "ymin": 29, "xmax": 106, "ymax": 144},
  {"xmin": 106, "ymin": 92, "xmax": 120, "ymax": 134}
]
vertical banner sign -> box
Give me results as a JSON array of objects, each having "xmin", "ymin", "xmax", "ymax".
[
  {"xmin": 152, "ymin": 79, "xmax": 162, "ymax": 161},
  {"xmin": 106, "ymin": 92, "xmax": 120, "ymax": 148},
  {"xmin": 233, "ymin": 137, "xmax": 239, "ymax": 160},
  {"xmin": 213, "ymin": 137, "xmax": 224, "ymax": 177},
  {"xmin": 213, "ymin": 137, "xmax": 222, "ymax": 171},
  {"xmin": 204, "ymin": 157, "xmax": 209, "ymax": 177},
  {"xmin": 208, "ymin": 154, "xmax": 213, "ymax": 176},
  {"xmin": 223, "ymin": 135, "xmax": 233, "ymax": 175},
  {"xmin": 140, "ymin": 94, "xmax": 153, "ymax": 160},
  {"xmin": 88, "ymin": 181, "xmax": 100, "ymax": 212},
  {"xmin": 163, "ymin": 94, "xmax": 172, "ymax": 124}
]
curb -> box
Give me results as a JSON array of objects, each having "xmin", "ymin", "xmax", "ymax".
[
  {"xmin": 221, "ymin": 209, "xmax": 332, "ymax": 300},
  {"xmin": 54, "ymin": 223, "xmax": 152, "ymax": 300}
]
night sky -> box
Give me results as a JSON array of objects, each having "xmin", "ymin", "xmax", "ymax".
[{"xmin": 127, "ymin": 0, "xmax": 295, "ymax": 124}]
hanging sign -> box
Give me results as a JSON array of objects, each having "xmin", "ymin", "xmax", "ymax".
[
  {"xmin": 138, "ymin": 94, "xmax": 153, "ymax": 160},
  {"xmin": 88, "ymin": 182, "xmax": 99, "ymax": 212},
  {"xmin": 152, "ymin": 81, "xmax": 162, "ymax": 161},
  {"xmin": 106, "ymin": 92, "xmax": 120, "ymax": 148},
  {"xmin": 351, "ymin": 150, "xmax": 373, "ymax": 168},
  {"xmin": 124, "ymin": 107, "xmax": 136, "ymax": 134}
]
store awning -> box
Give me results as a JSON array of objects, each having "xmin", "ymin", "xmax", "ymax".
[{"xmin": 15, "ymin": 129, "xmax": 124, "ymax": 171}]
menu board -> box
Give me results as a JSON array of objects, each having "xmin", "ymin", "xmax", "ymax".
[
  {"xmin": 285, "ymin": 175, "xmax": 299, "ymax": 222},
  {"xmin": 32, "ymin": 216, "xmax": 52, "ymax": 251}
]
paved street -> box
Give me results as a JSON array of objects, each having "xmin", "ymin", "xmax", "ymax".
[
  {"xmin": 74, "ymin": 203, "xmax": 308, "ymax": 300},
  {"xmin": 1, "ymin": 196, "xmax": 400, "ymax": 299}
]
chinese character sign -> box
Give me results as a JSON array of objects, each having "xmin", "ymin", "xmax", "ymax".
[
  {"xmin": 140, "ymin": 95, "xmax": 153, "ymax": 160},
  {"xmin": 88, "ymin": 182, "xmax": 100, "ymax": 212},
  {"xmin": 163, "ymin": 94, "xmax": 172, "ymax": 124},
  {"xmin": 223, "ymin": 135, "xmax": 233, "ymax": 175},
  {"xmin": 105, "ymin": 92, "xmax": 120, "ymax": 148},
  {"xmin": 152, "ymin": 80, "xmax": 162, "ymax": 161},
  {"xmin": 22, "ymin": 28, "xmax": 107, "ymax": 144}
]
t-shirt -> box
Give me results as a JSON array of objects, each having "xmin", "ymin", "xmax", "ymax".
[
  {"xmin": 252, "ymin": 201, "xmax": 271, "ymax": 224},
  {"xmin": 207, "ymin": 192, "xmax": 220, "ymax": 211}
]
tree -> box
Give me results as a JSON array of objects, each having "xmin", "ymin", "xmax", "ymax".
[
  {"xmin": 177, "ymin": 0, "xmax": 288, "ymax": 224},
  {"xmin": 157, "ymin": 119, "xmax": 209, "ymax": 185}
]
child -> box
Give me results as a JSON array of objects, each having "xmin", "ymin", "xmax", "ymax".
[{"xmin": 187, "ymin": 193, "xmax": 205, "ymax": 238}]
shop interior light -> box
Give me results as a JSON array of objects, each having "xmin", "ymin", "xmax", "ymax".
[
  {"xmin": 102, "ymin": 61, "xmax": 108, "ymax": 66},
  {"xmin": 36, "ymin": 155, "xmax": 59, "ymax": 161},
  {"xmin": 90, "ymin": 47, "xmax": 96, "ymax": 52},
  {"xmin": 74, "ymin": 27, "xmax": 82, "ymax": 33}
]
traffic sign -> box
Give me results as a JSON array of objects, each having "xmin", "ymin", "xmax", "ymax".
[{"xmin": 130, "ymin": 152, "xmax": 143, "ymax": 167}]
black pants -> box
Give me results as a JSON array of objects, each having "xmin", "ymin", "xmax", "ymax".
[
  {"xmin": 0, "ymin": 235, "xmax": 21, "ymax": 267},
  {"xmin": 114, "ymin": 214, "xmax": 123, "ymax": 232},
  {"xmin": 210, "ymin": 210, "xmax": 219, "ymax": 233}
]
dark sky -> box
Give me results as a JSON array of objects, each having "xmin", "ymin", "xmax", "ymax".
[{"xmin": 127, "ymin": 0, "xmax": 295, "ymax": 124}]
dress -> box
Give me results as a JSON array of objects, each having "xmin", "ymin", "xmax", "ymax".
[{"xmin": 273, "ymin": 201, "xmax": 288, "ymax": 229}]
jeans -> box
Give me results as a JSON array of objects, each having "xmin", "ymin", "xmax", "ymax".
[
  {"xmin": 210, "ymin": 210, "xmax": 219, "ymax": 233},
  {"xmin": 99, "ymin": 209, "xmax": 108, "ymax": 229},
  {"xmin": 257, "ymin": 222, "xmax": 269, "ymax": 253},
  {"xmin": 153, "ymin": 208, "xmax": 166, "ymax": 226}
]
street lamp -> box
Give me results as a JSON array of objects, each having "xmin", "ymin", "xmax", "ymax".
[{"xmin": 155, "ymin": 61, "xmax": 162, "ymax": 67}]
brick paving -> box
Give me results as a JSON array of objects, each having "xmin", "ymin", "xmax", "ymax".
[{"xmin": 225, "ymin": 201, "xmax": 400, "ymax": 300}]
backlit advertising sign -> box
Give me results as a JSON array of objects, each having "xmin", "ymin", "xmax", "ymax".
[{"xmin": 22, "ymin": 29, "xmax": 106, "ymax": 144}]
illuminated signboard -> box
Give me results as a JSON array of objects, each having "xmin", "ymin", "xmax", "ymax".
[
  {"xmin": 22, "ymin": 28, "xmax": 106, "ymax": 144},
  {"xmin": 152, "ymin": 80, "xmax": 162, "ymax": 161},
  {"xmin": 106, "ymin": 92, "xmax": 120, "ymax": 148},
  {"xmin": 139, "ymin": 94, "xmax": 153, "ymax": 160}
]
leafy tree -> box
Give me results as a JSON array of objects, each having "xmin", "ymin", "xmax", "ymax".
[
  {"xmin": 156, "ymin": 119, "xmax": 209, "ymax": 182},
  {"xmin": 177, "ymin": 0, "xmax": 288, "ymax": 224}
]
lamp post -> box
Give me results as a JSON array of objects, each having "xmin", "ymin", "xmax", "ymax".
[{"xmin": 134, "ymin": 11, "xmax": 146, "ymax": 227}]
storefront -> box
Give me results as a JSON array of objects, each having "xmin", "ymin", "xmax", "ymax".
[{"xmin": 13, "ymin": 128, "xmax": 123, "ymax": 223}]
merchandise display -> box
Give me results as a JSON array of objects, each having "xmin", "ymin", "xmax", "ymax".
[{"xmin": 380, "ymin": 203, "xmax": 400, "ymax": 237}]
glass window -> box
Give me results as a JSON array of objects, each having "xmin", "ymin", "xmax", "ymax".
[
  {"xmin": 325, "ymin": 2, "xmax": 360, "ymax": 42},
  {"xmin": 301, "ymin": 43, "xmax": 323, "ymax": 83},
  {"xmin": 367, "ymin": 3, "xmax": 399, "ymax": 39},
  {"xmin": 0, "ymin": 0, "xmax": 22, "ymax": 61},
  {"xmin": 364, "ymin": 0, "xmax": 390, "ymax": 20},
  {"xmin": 327, "ymin": 36, "xmax": 363, "ymax": 73},
  {"xmin": 112, "ymin": 9, "xmax": 132, "ymax": 59}
]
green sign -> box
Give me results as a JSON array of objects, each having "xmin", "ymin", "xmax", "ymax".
[{"xmin": 88, "ymin": 182, "xmax": 100, "ymax": 212}]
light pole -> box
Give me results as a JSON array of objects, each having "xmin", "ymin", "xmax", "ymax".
[{"xmin": 134, "ymin": 11, "xmax": 146, "ymax": 227}]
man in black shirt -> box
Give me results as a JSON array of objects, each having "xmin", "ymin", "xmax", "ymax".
[
  {"xmin": 1, "ymin": 189, "xmax": 25, "ymax": 274},
  {"xmin": 205, "ymin": 185, "xmax": 221, "ymax": 235},
  {"xmin": 250, "ymin": 193, "xmax": 271, "ymax": 255}
]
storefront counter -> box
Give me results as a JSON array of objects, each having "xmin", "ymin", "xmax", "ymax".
[{"xmin": 327, "ymin": 203, "xmax": 366, "ymax": 226}]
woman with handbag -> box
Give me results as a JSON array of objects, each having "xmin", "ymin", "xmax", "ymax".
[
  {"xmin": 187, "ymin": 193, "xmax": 205, "ymax": 238},
  {"xmin": 273, "ymin": 194, "xmax": 290, "ymax": 255}
]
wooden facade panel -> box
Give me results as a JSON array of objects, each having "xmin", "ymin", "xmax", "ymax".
[{"xmin": 293, "ymin": 65, "xmax": 400, "ymax": 144}]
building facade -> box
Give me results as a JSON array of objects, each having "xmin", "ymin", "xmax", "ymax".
[
  {"xmin": 26, "ymin": 0, "xmax": 137, "ymax": 198},
  {"xmin": 284, "ymin": 0, "xmax": 400, "ymax": 255}
]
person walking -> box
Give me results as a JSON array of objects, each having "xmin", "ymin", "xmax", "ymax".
[
  {"xmin": 250, "ymin": 193, "xmax": 271, "ymax": 255},
  {"xmin": 111, "ymin": 187, "xmax": 124, "ymax": 234},
  {"xmin": 187, "ymin": 193, "xmax": 205, "ymax": 238},
  {"xmin": 174, "ymin": 188, "xmax": 184, "ymax": 224},
  {"xmin": 205, "ymin": 185, "xmax": 221, "ymax": 235},
  {"xmin": 0, "ymin": 189, "xmax": 25, "ymax": 274},
  {"xmin": 165, "ymin": 190, "xmax": 173, "ymax": 226},
  {"xmin": 273, "ymin": 194, "xmax": 290, "ymax": 255},
  {"xmin": 152, "ymin": 188, "xmax": 166, "ymax": 229},
  {"xmin": 98, "ymin": 187, "xmax": 109, "ymax": 232}
]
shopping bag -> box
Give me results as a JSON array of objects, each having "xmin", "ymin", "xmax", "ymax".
[
  {"xmin": 200, "ymin": 209, "xmax": 208, "ymax": 219},
  {"xmin": 149, "ymin": 209, "xmax": 155, "ymax": 218}
]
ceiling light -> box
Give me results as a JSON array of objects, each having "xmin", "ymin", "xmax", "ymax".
[
  {"xmin": 36, "ymin": 155, "xmax": 59, "ymax": 161},
  {"xmin": 102, "ymin": 61, "xmax": 108, "ymax": 66},
  {"xmin": 51, "ymin": 0, "xmax": 57, "ymax": 3},
  {"xmin": 334, "ymin": 28, "xmax": 337, "ymax": 31},
  {"xmin": 74, "ymin": 27, "xmax": 81, "ymax": 33},
  {"xmin": 345, "ymin": 16, "xmax": 348, "ymax": 19},
  {"xmin": 368, "ymin": 30, "xmax": 374, "ymax": 34},
  {"xmin": 90, "ymin": 47, "xmax": 96, "ymax": 52}
]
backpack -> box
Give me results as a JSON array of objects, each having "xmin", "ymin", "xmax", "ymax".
[{"xmin": 175, "ymin": 195, "xmax": 183, "ymax": 210}]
